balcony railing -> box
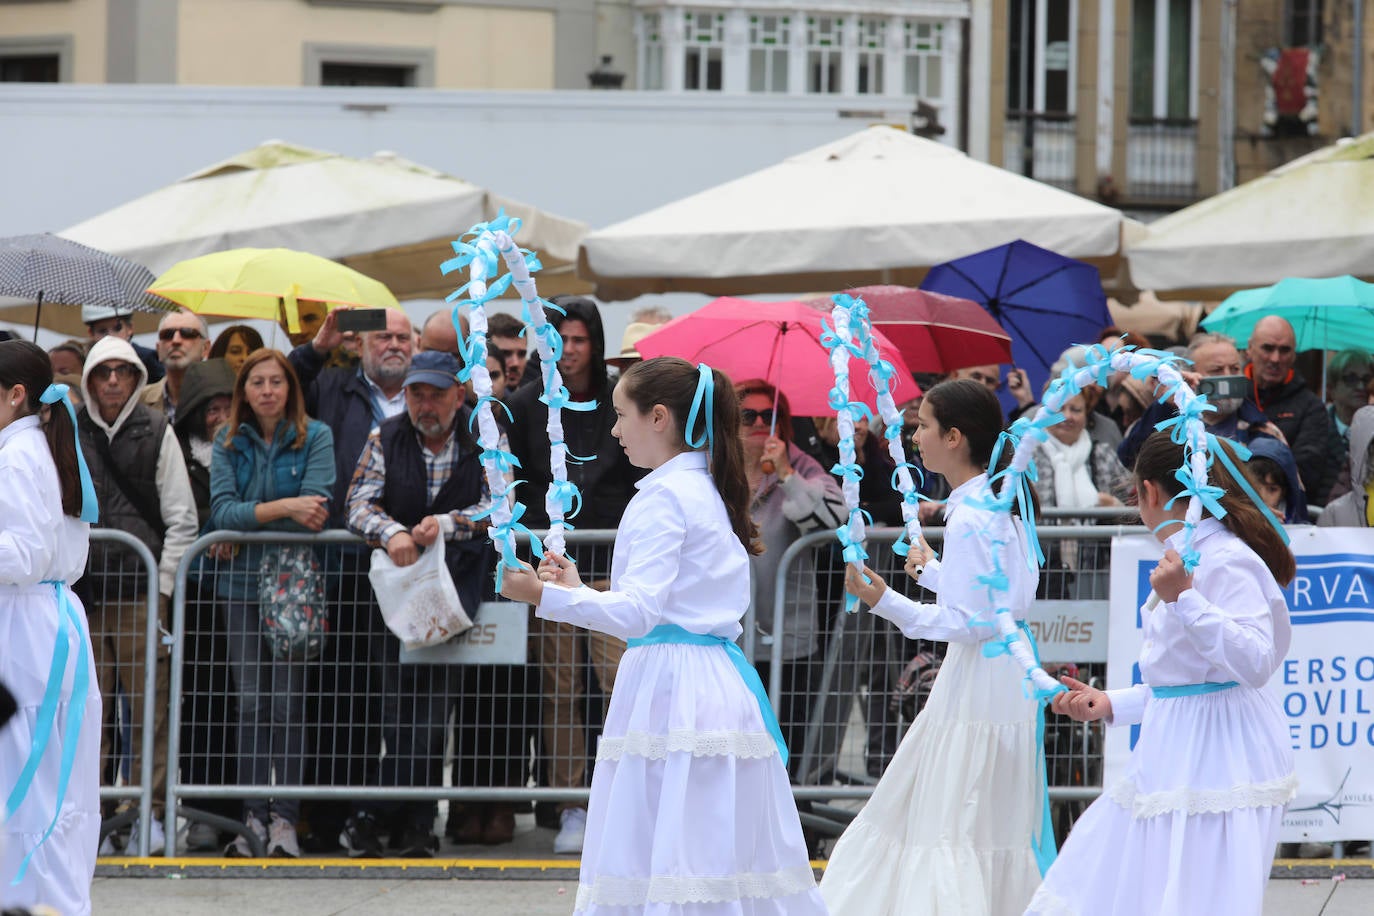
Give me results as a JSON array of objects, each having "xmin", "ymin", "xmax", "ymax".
[
  {"xmin": 1126, "ymin": 118, "xmax": 1198, "ymax": 201},
  {"xmin": 1002, "ymin": 111, "xmax": 1077, "ymax": 191}
]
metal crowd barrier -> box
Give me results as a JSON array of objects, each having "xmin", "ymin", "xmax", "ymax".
[
  {"xmin": 128, "ymin": 512, "xmax": 1138, "ymax": 856},
  {"xmin": 766, "ymin": 522, "xmax": 1147, "ymax": 846},
  {"xmin": 84, "ymin": 529, "xmax": 162, "ymax": 857}
]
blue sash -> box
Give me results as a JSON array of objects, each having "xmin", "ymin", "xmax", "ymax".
[
  {"xmin": 1152, "ymin": 681, "xmax": 1238, "ymax": 698},
  {"xmin": 5, "ymin": 580, "xmax": 92, "ymax": 884},
  {"xmin": 1017, "ymin": 621, "xmax": 1059, "ymax": 878},
  {"xmin": 627, "ymin": 623, "xmax": 788, "ymax": 766}
]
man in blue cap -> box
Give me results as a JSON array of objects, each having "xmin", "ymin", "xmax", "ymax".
[{"xmin": 343, "ymin": 350, "xmax": 520, "ymax": 854}]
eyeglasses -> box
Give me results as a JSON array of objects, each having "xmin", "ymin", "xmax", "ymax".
[
  {"xmin": 1340, "ymin": 372, "xmax": 1374, "ymax": 388},
  {"xmin": 740, "ymin": 408, "xmax": 776, "ymax": 426},
  {"xmin": 89, "ymin": 363, "xmax": 139, "ymax": 382},
  {"xmin": 158, "ymin": 327, "xmax": 204, "ymax": 342}
]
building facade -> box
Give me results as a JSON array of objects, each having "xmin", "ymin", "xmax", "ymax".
[{"xmin": 3, "ymin": 0, "xmax": 1371, "ymax": 211}]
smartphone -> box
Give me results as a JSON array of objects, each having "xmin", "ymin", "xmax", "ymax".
[
  {"xmin": 1196, "ymin": 374, "xmax": 1249, "ymax": 401},
  {"xmin": 335, "ymin": 308, "xmax": 389, "ymax": 333}
]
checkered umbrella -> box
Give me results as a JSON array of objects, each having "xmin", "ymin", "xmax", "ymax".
[{"xmin": 0, "ymin": 233, "xmax": 174, "ymax": 337}]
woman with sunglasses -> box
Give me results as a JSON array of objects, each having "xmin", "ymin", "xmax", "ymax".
[
  {"xmin": 735, "ymin": 380, "xmax": 844, "ymax": 795},
  {"xmin": 140, "ymin": 310, "xmax": 210, "ymax": 422}
]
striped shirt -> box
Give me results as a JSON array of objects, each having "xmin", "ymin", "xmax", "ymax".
[{"xmin": 346, "ymin": 425, "xmax": 498, "ymax": 547}]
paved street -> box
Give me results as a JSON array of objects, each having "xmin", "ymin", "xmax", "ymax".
[{"xmin": 89, "ymin": 872, "xmax": 1374, "ymax": 915}]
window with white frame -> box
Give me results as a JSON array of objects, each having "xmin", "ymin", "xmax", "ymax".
[
  {"xmin": 747, "ymin": 13, "xmax": 790, "ymax": 93},
  {"xmin": 902, "ymin": 19, "xmax": 943, "ymax": 98},
  {"xmin": 1130, "ymin": 0, "xmax": 1196, "ymax": 121},
  {"xmin": 805, "ymin": 15, "xmax": 842, "ymax": 93},
  {"xmin": 1006, "ymin": 0, "xmax": 1075, "ymax": 114},
  {"xmin": 638, "ymin": 12, "xmax": 665, "ymax": 90},
  {"xmin": 856, "ymin": 18, "xmax": 885, "ymax": 94},
  {"xmin": 683, "ymin": 9, "xmax": 725, "ymax": 91}
]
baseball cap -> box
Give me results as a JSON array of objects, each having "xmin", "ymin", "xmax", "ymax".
[{"xmin": 403, "ymin": 350, "xmax": 461, "ymax": 389}]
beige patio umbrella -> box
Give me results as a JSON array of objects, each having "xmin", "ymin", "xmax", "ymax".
[
  {"xmin": 578, "ymin": 125, "xmax": 1137, "ymax": 301},
  {"xmin": 1127, "ymin": 131, "xmax": 1374, "ymax": 299},
  {"xmin": 57, "ymin": 140, "xmax": 591, "ymax": 301}
]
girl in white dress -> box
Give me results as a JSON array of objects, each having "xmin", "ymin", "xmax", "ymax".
[
  {"xmin": 501, "ymin": 356, "xmax": 827, "ymax": 915},
  {"xmin": 1026, "ymin": 431, "xmax": 1297, "ymax": 916},
  {"xmin": 1, "ymin": 339, "xmax": 101, "ymax": 916},
  {"xmin": 821, "ymin": 379, "xmax": 1047, "ymax": 916}
]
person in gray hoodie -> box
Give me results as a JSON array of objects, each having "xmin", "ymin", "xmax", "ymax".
[
  {"xmin": 76, "ymin": 334, "xmax": 198, "ymax": 854},
  {"xmin": 1317, "ymin": 404, "xmax": 1374, "ymax": 528}
]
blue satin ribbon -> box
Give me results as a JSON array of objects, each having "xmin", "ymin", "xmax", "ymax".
[
  {"xmin": 1152, "ymin": 681, "xmax": 1238, "ymax": 697},
  {"xmin": 626, "ymin": 623, "xmax": 788, "ymax": 767},
  {"xmin": 39, "ymin": 384, "xmax": 98, "ymax": 524},
  {"xmin": 1017, "ymin": 620, "xmax": 1059, "ymax": 877},
  {"xmin": 1205, "ymin": 434, "xmax": 1290, "ymax": 545},
  {"xmin": 6, "ymin": 580, "xmax": 91, "ymax": 884},
  {"xmin": 685, "ymin": 363, "xmax": 714, "ymax": 454}
]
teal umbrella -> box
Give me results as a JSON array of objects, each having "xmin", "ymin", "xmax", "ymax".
[{"xmin": 1201, "ymin": 275, "xmax": 1374, "ymax": 352}]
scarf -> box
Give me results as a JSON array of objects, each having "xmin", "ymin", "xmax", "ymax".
[
  {"xmin": 1042, "ymin": 431, "xmax": 1098, "ymax": 510},
  {"xmin": 1042, "ymin": 432, "xmax": 1096, "ymax": 572}
]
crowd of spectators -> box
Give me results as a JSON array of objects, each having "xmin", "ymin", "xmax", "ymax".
[{"xmin": 34, "ymin": 300, "xmax": 1373, "ymax": 861}]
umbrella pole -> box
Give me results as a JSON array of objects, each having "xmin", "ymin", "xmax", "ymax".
[
  {"xmin": 762, "ymin": 325, "xmax": 786, "ymax": 473},
  {"xmin": 32, "ymin": 291, "xmax": 42, "ymax": 342}
]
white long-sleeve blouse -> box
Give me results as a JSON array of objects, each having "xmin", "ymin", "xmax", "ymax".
[
  {"xmin": 536, "ymin": 450, "xmax": 750, "ymax": 641},
  {"xmin": 1106, "ymin": 517, "xmax": 1292, "ymax": 727},
  {"xmin": 869, "ymin": 473, "xmax": 1038, "ymax": 643}
]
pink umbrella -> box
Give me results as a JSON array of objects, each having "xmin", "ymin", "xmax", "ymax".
[{"xmin": 635, "ymin": 297, "xmax": 920, "ymax": 417}]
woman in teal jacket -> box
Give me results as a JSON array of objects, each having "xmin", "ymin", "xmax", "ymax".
[{"xmin": 209, "ymin": 348, "xmax": 334, "ymax": 858}]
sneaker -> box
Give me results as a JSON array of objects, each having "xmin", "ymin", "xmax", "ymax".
[
  {"xmin": 267, "ymin": 814, "xmax": 301, "ymax": 859},
  {"xmin": 121, "ymin": 817, "xmax": 166, "ymax": 855},
  {"xmin": 395, "ymin": 826, "xmax": 440, "ymax": 858},
  {"xmin": 1299, "ymin": 842, "xmax": 1335, "ymax": 858},
  {"xmin": 553, "ymin": 807, "xmax": 586, "ymax": 855},
  {"xmin": 339, "ymin": 814, "xmax": 384, "ymax": 858},
  {"xmin": 186, "ymin": 822, "xmax": 219, "ymax": 852},
  {"xmin": 224, "ymin": 813, "xmax": 268, "ymax": 858}
]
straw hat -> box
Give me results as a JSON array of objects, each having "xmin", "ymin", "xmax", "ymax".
[{"xmin": 607, "ymin": 321, "xmax": 663, "ymax": 367}]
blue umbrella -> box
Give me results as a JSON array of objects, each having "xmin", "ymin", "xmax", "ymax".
[
  {"xmin": 1201, "ymin": 275, "xmax": 1374, "ymax": 352},
  {"xmin": 920, "ymin": 240, "xmax": 1111, "ymax": 406}
]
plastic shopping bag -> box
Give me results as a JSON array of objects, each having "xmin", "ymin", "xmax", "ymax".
[{"xmin": 368, "ymin": 535, "xmax": 474, "ymax": 650}]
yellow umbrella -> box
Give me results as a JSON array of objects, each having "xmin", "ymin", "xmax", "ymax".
[{"xmin": 148, "ymin": 247, "xmax": 399, "ymax": 333}]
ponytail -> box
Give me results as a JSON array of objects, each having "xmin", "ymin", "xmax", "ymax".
[
  {"xmin": 1134, "ymin": 431, "xmax": 1295, "ymax": 586},
  {"xmin": 709, "ymin": 367, "xmax": 762, "ymax": 556},
  {"xmin": 0, "ymin": 339, "xmax": 84, "ymax": 518}
]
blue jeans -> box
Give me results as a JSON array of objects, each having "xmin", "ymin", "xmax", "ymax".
[{"xmin": 223, "ymin": 599, "xmax": 307, "ymax": 824}]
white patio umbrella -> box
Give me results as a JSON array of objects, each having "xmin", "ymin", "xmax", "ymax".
[
  {"xmin": 58, "ymin": 140, "xmax": 591, "ymax": 301},
  {"xmin": 1127, "ymin": 131, "xmax": 1374, "ymax": 299},
  {"xmin": 578, "ymin": 125, "xmax": 1135, "ymax": 301}
]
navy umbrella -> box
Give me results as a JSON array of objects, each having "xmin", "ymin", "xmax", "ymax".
[
  {"xmin": 920, "ymin": 240, "xmax": 1111, "ymax": 406},
  {"xmin": 0, "ymin": 233, "xmax": 173, "ymax": 339}
]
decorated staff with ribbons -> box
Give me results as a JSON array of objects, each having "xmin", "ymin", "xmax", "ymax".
[
  {"xmin": 1027, "ymin": 356, "xmax": 1298, "ymax": 916},
  {"xmin": 820, "ymin": 376, "xmax": 1049, "ymax": 916},
  {"xmin": 438, "ymin": 211, "xmax": 590, "ymax": 584},
  {"xmin": 1, "ymin": 340, "xmax": 101, "ymax": 916},
  {"xmin": 500, "ymin": 357, "xmax": 828, "ymax": 915}
]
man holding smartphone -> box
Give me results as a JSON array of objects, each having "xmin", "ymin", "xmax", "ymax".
[{"xmin": 1118, "ymin": 332, "xmax": 1288, "ymax": 469}]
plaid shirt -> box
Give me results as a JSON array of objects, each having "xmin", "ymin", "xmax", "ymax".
[{"xmin": 346, "ymin": 425, "xmax": 498, "ymax": 547}]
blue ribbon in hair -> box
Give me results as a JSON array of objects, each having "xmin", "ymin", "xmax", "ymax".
[
  {"xmin": 40, "ymin": 384, "xmax": 97, "ymax": 523},
  {"xmin": 1205, "ymin": 434, "xmax": 1290, "ymax": 544},
  {"xmin": 685, "ymin": 363, "xmax": 714, "ymax": 455}
]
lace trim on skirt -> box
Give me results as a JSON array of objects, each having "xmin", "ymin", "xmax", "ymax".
[
  {"xmin": 595, "ymin": 728, "xmax": 779, "ymax": 761},
  {"xmin": 574, "ymin": 865, "xmax": 818, "ymax": 910},
  {"xmin": 1107, "ymin": 770, "xmax": 1298, "ymax": 819}
]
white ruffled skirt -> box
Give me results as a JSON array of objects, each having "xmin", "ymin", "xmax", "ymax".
[
  {"xmin": 574, "ymin": 641, "xmax": 827, "ymax": 915},
  {"xmin": 1, "ymin": 584, "xmax": 101, "ymax": 916},
  {"xmin": 1025, "ymin": 686, "xmax": 1297, "ymax": 916},
  {"xmin": 819, "ymin": 640, "xmax": 1044, "ymax": 916}
]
